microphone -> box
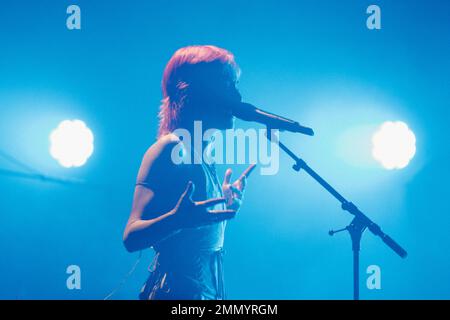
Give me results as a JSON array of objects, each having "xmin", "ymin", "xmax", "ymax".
[{"xmin": 232, "ymin": 102, "xmax": 314, "ymax": 136}]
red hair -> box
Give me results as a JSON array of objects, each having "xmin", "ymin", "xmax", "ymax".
[{"xmin": 157, "ymin": 45, "xmax": 240, "ymax": 137}]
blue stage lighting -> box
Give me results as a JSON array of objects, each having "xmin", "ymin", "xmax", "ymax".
[
  {"xmin": 371, "ymin": 121, "xmax": 416, "ymax": 170},
  {"xmin": 49, "ymin": 120, "xmax": 94, "ymax": 168}
]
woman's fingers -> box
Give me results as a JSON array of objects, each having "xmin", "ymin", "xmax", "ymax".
[
  {"xmin": 208, "ymin": 209, "xmax": 237, "ymax": 214},
  {"xmin": 234, "ymin": 164, "xmax": 256, "ymax": 191},
  {"xmin": 179, "ymin": 164, "xmax": 256, "ymax": 224},
  {"xmin": 229, "ymin": 185, "xmax": 243, "ymax": 198},
  {"xmin": 181, "ymin": 181, "xmax": 195, "ymax": 200},
  {"xmin": 238, "ymin": 164, "xmax": 256, "ymax": 180},
  {"xmin": 175, "ymin": 181, "xmax": 195, "ymax": 210},
  {"xmin": 195, "ymin": 197, "xmax": 226, "ymax": 208},
  {"xmin": 223, "ymin": 168, "xmax": 233, "ymax": 185},
  {"xmin": 207, "ymin": 209, "xmax": 237, "ymax": 221}
]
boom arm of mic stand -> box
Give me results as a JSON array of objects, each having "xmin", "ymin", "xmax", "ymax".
[{"xmin": 265, "ymin": 128, "xmax": 408, "ymax": 259}]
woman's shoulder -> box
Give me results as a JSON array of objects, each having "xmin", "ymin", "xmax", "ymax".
[
  {"xmin": 147, "ymin": 133, "xmax": 181, "ymax": 158},
  {"xmin": 136, "ymin": 133, "xmax": 182, "ymax": 186}
]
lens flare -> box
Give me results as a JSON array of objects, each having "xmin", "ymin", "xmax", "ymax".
[
  {"xmin": 371, "ymin": 121, "xmax": 416, "ymax": 170},
  {"xmin": 49, "ymin": 120, "xmax": 94, "ymax": 168}
]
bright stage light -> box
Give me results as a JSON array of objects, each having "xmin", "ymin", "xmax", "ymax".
[
  {"xmin": 49, "ymin": 120, "xmax": 94, "ymax": 168},
  {"xmin": 371, "ymin": 121, "xmax": 416, "ymax": 170}
]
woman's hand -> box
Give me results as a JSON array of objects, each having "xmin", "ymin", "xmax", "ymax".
[
  {"xmin": 222, "ymin": 164, "xmax": 256, "ymax": 211},
  {"xmin": 173, "ymin": 181, "xmax": 236, "ymax": 227}
]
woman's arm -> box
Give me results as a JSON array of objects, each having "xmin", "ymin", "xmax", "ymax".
[
  {"xmin": 123, "ymin": 180, "xmax": 236, "ymax": 252},
  {"xmin": 123, "ymin": 185, "xmax": 180, "ymax": 252},
  {"xmin": 123, "ymin": 135, "xmax": 236, "ymax": 252},
  {"xmin": 123, "ymin": 135, "xmax": 182, "ymax": 252}
]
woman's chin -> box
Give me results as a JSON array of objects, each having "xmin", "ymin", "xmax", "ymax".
[
  {"xmin": 202, "ymin": 115, "xmax": 235, "ymax": 131},
  {"xmin": 220, "ymin": 117, "xmax": 235, "ymax": 130}
]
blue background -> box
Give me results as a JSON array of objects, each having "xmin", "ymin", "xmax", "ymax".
[{"xmin": 0, "ymin": 0, "xmax": 449, "ymax": 299}]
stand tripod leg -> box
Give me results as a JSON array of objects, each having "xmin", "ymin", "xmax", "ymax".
[
  {"xmin": 353, "ymin": 249, "xmax": 359, "ymax": 300},
  {"xmin": 347, "ymin": 217, "xmax": 365, "ymax": 300}
]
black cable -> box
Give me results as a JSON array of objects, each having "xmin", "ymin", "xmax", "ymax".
[{"xmin": 103, "ymin": 251, "xmax": 143, "ymax": 300}]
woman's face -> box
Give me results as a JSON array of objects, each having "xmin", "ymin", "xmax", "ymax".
[{"xmin": 188, "ymin": 64, "xmax": 241, "ymax": 130}]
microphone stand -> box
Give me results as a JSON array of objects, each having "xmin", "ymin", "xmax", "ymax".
[{"xmin": 265, "ymin": 128, "xmax": 407, "ymax": 300}]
